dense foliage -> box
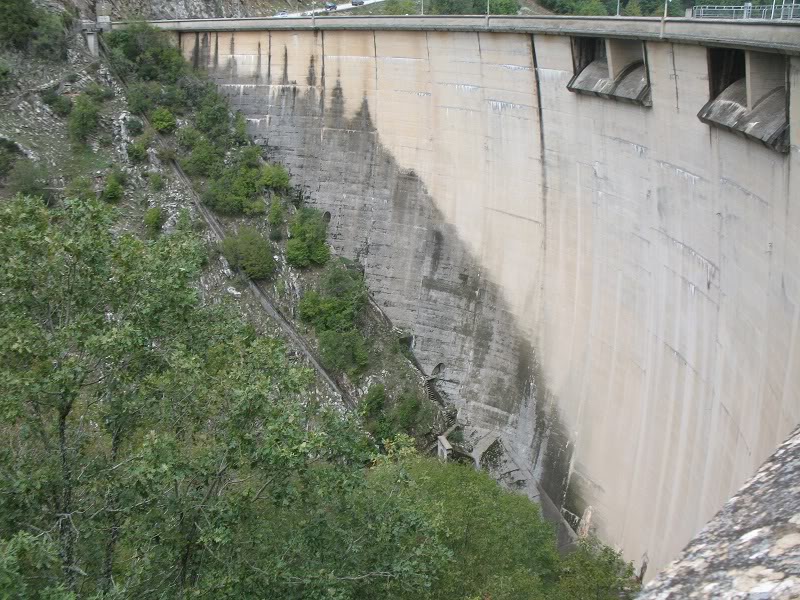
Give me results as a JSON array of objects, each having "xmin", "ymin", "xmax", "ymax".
[
  {"xmin": 144, "ymin": 205, "xmax": 164, "ymax": 233},
  {"xmin": 299, "ymin": 260, "xmax": 372, "ymax": 377},
  {"xmin": 287, "ymin": 207, "xmax": 331, "ymax": 267},
  {"xmin": 0, "ymin": 0, "xmax": 67, "ymax": 59},
  {"xmin": 221, "ymin": 226, "xmax": 276, "ymax": 280},
  {"xmin": 202, "ymin": 147, "xmax": 276, "ymax": 215},
  {"xmin": 427, "ymin": 0, "xmax": 520, "ymax": 14},
  {"xmin": 67, "ymin": 94, "xmax": 100, "ymax": 143}
]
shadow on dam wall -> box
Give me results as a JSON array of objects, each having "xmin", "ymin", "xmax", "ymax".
[{"xmin": 194, "ymin": 32, "xmax": 586, "ymax": 534}]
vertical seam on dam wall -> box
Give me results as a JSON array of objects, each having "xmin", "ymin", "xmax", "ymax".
[
  {"xmin": 372, "ymin": 31, "xmax": 378, "ymax": 92},
  {"xmin": 267, "ymin": 31, "xmax": 272, "ymax": 83},
  {"xmin": 320, "ymin": 30, "xmax": 326, "ymax": 86},
  {"xmin": 531, "ymin": 35, "xmax": 548, "ymax": 261}
]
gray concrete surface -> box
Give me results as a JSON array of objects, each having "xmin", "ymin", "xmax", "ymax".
[{"xmin": 157, "ymin": 23, "xmax": 800, "ymax": 582}]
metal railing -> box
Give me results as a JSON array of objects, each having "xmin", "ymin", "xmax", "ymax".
[{"xmin": 692, "ymin": 2, "xmax": 800, "ymax": 19}]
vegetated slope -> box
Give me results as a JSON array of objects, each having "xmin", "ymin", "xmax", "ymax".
[{"xmin": 0, "ymin": 12, "xmax": 640, "ymax": 599}]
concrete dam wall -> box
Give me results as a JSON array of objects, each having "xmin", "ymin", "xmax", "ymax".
[{"xmin": 172, "ymin": 19, "xmax": 800, "ymax": 574}]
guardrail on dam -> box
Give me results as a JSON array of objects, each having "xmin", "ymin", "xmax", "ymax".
[{"xmin": 115, "ymin": 15, "xmax": 800, "ymax": 579}]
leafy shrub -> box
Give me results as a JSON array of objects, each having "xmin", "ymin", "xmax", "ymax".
[
  {"xmin": 221, "ymin": 227, "xmax": 275, "ymax": 280},
  {"xmin": 100, "ymin": 169, "xmax": 125, "ymax": 203},
  {"xmin": 126, "ymin": 117, "xmax": 144, "ymax": 136},
  {"xmin": 233, "ymin": 112, "xmax": 248, "ymax": 145},
  {"xmin": 106, "ymin": 23, "xmax": 188, "ymax": 84},
  {"xmin": 144, "ymin": 206, "xmax": 164, "ymax": 233},
  {"xmin": 553, "ymin": 536, "xmax": 639, "ymax": 599},
  {"xmin": 286, "ymin": 208, "xmax": 330, "ymax": 268},
  {"xmin": 156, "ymin": 146, "xmax": 177, "ymax": 163},
  {"xmin": 148, "ymin": 172, "xmax": 164, "ymax": 191},
  {"xmin": 41, "ymin": 89, "xmax": 72, "ymax": 116},
  {"xmin": 151, "ymin": 107, "xmax": 176, "ymax": 133},
  {"xmin": 0, "ymin": 0, "xmax": 37, "ymax": 50},
  {"xmin": 127, "ymin": 141, "xmax": 148, "ymax": 163},
  {"xmin": 298, "ymin": 261, "xmax": 367, "ymax": 330},
  {"xmin": 126, "ymin": 81, "xmax": 160, "ymax": 114},
  {"xmin": 31, "ymin": 11, "xmax": 67, "ymax": 60},
  {"xmin": 67, "ymin": 94, "xmax": 99, "ymax": 143},
  {"xmin": 7, "ymin": 159, "xmax": 47, "ymax": 197},
  {"xmin": 392, "ymin": 391, "xmax": 421, "ymax": 432},
  {"xmin": 261, "ymin": 163, "xmax": 290, "ymax": 191},
  {"xmin": 319, "ymin": 329, "xmax": 369, "ymax": 378},
  {"xmin": 195, "ymin": 93, "xmax": 230, "ymax": 140},
  {"xmin": 202, "ymin": 147, "xmax": 266, "ymax": 215},
  {"xmin": 623, "ymin": 0, "xmax": 642, "ymax": 14},
  {"xmin": 0, "ymin": 139, "xmax": 20, "ymax": 177},
  {"xmin": 176, "ymin": 126, "xmax": 202, "ymax": 150},
  {"xmin": 180, "ymin": 137, "xmax": 223, "ymax": 178},
  {"xmin": 84, "ymin": 82, "xmax": 114, "ymax": 103},
  {"xmin": 360, "ymin": 384, "xmax": 385, "ymax": 420},
  {"xmin": 268, "ymin": 197, "xmax": 284, "ymax": 240}
]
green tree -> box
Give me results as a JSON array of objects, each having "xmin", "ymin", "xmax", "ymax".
[
  {"xmin": 623, "ymin": 0, "xmax": 642, "ymax": 14},
  {"xmin": 260, "ymin": 163, "xmax": 290, "ymax": 191},
  {"xmin": 286, "ymin": 207, "xmax": 330, "ymax": 268},
  {"xmin": 371, "ymin": 455, "xmax": 561, "ymax": 600},
  {"xmin": 268, "ymin": 196, "xmax": 285, "ymax": 240},
  {"xmin": 0, "ymin": 0, "xmax": 37, "ymax": 50},
  {"xmin": 67, "ymin": 94, "xmax": 99, "ymax": 143},
  {"xmin": 31, "ymin": 11, "xmax": 67, "ymax": 60},
  {"xmin": 319, "ymin": 328, "xmax": 369, "ymax": 378},
  {"xmin": 552, "ymin": 537, "xmax": 639, "ymax": 599},
  {"xmin": 150, "ymin": 107, "xmax": 177, "ymax": 133},
  {"xmin": 221, "ymin": 226, "xmax": 276, "ymax": 280},
  {"xmin": 575, "ymin": 0, "xmax": 609, "ymax": 13},
  {"xmin": 0, "ymin": 194, "xmax": 448, "ymax": 597},
  {"xmin": 100, "ymin": 169, "xmax": 125, "ymax": 203},
  {"xmin": 144, "ymin": 206, "xmax": 164, "ymax": 233}
]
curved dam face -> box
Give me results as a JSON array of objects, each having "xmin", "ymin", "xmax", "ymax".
[{"xmin": 176, "ymin": 21, "xmax": 800, "ymax": 574}]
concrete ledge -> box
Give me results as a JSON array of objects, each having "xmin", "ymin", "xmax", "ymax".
[
  {"xmin": 568, "ymin": 59, "xmax": 652, "ymax": 106},
  {"xmin": 112, "ymin": 16, "xmax": 800, "ymax": 55},
  {"xmin": 698, "ymin": 79, "xmax": 789, "ymax": 152}
]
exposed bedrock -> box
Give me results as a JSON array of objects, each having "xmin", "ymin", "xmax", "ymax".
[{"xmin": 181, "ymin": 29, "xmax": 800, "ymax": 575}]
